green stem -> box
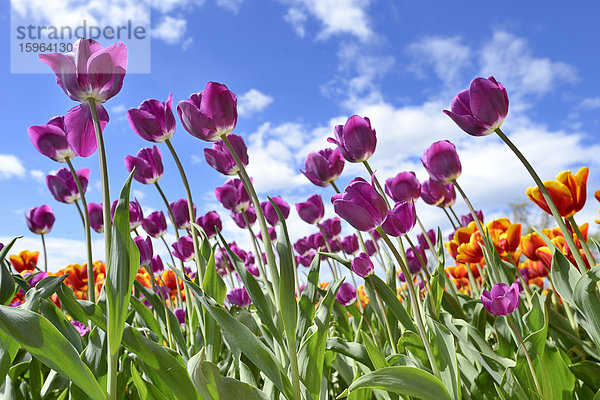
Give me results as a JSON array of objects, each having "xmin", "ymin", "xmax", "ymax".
[
  {"xmin": 363, "ymin": 160, "xmax": 391, "ymax": 208},
  {"xmin": 67, "ymin": 159, "xmax": 95, "ymax": 303},
  {"xmin": 241, "ymin": 210, "xmax": 275, "ymax": 302},
  {"xmin": 318, "ymin": 223, "xmax": 340, "ymax": 280},
  {"xmin": 330, "ymin": 181, "xmax": 341, "ymax": 194},
  {"xmin": 222, "ymin": 136, "xmax": 280, "ymax": 308},
  {"xmin": 40, "ymin": 233, "xmax": 48, "ymax": 272},
  {"xmin": 442, "ymin": 207, "xmax": 458, "ymax": 231},
  {"xmin": 448, "ymin": 205, "xmax": 463, "ymax": 227},
  {"xmin": 567, "ymin": 216, "xmax": 595, "ymax": 268},
  {"xmin": 74, "ymin": 200, "xmax": 85, "ymax": 226},
  {"xmin": 376, "ymin": 227, "xmax": 439, "ymax": 377},
  {"xmin": 369, "ymin": 278, "xmax": 397, "ymax": 353},
  {"xmin": 495, "ymin": 128, "xmax": 587, "ymax": 272},
  {"xmin": 507, "ymin": 315, "xmax": 543, "ymax": 397}
]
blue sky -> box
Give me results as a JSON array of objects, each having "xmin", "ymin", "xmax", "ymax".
[{"xmin": 2, "ymin": 0, "xmax": 600, "ymax": 271}]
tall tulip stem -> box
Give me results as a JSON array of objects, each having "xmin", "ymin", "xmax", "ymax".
[
  {"xmin": 567, "ymin": 216, "xmax": 595, "ymax": 268},
  {"xmin": 241, "ymin": 210, "xmax": 275, "ymax": 303},
  {"xmin": 507, "ymin": 315, "xmax": 542, "ymax": 397},
  {"xmin": 40, "ymin": 233, "xmax": 48, "ymax": 272}
]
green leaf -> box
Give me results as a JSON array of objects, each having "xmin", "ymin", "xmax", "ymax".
[
  {"xmin": 105, "ymin": 171, "xmax": 140, "ymax": 356},
  {"xmin": 549, "ymin": 248, "xmax": 581, "ymax": 307},
  {"xmin": 569, "ymin": 361, "xmax": 600, "ymax": 391},
  {"xmin": 360, "ymin": 330, "xmax": 388, "ymax": 369},
  {"xmin": 202, "ymin": 247, "xmax": 225, "ymax": 362},
  {"xmin": 427, "ymin": 318, "xmax": 461, "ymax": 400},
  {"xmin": 130, "ymin": 296, "xmax": 164, "ymax": 343},
  {"xmin": 39, "ymin": 299, "xmax": 83, "ymax": 353},
  {"xmin": 367, "ymin": 275, "xmax": 417, "ymax": 333},
  {"xmin": 298, "ymin": 253, "xmax": 321, "ymax": 338},
  {"xmin": 573, "ymin": 266, "xmax": 600, "ymax": 347},
  {"xmin": 338, "ymin": 366, "xmax": 451, "ymax": 400},
  {"xmin": 23, "ymin": 275, "xmax": 68, "ymax": 311},
  {"xmin": 0, "ymin": 305, "xmax": 106, "ymax": 400},
  {"xmin": 326, "ymin": 337, "xmax": 373, "ymax": 369},
  {"xmin": 131, "ymin": 363, "xmax": 169, "ymax": 400},
  {"xmin": 0, "ymin": 250, "xmax": 15, "ymax": 305}
]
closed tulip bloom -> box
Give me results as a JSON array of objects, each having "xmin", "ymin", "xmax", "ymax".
[
  {"xmin": 142, "ymin": 211, "xmax": 167, "ymax": 238},
  {"xmin": 481, "ymin": 282, "xmax": 520, "ymax": 316},
  {"xmin": 336, "ymin": 282, "xmax": 357, "ymax": 306},
  {"xmin": 46, "ymin": 167, "xmax": 90, "ymax": 204},
  {"xmin": 135, "ymin": 236, "xmax": 153, "ymax": 268},
  {"xmin": 301, "ymin": 148, "xmax": 345, "ymax": 187},
  {"xmin": 28, "ymin": 116, "xmax": 76, "ymax": 162},
  {"xmin": 328, "ymin": 239, "xmax": 341, "ymax": 253},
  {"xmin": 440, "ymin": 183, "xmax": 456, "ymax": 207},
  {"xmin": 421, "ymin": 140, "xmax": 462, "ymax": 184},
  {"xmin": 526, "ymin": 167, "xmax": 588, "ymax": 218},
  {"xmin": 418, "ymin": 229, "xmax": 436, "ymax": 249},
  {"xmin": 332, "ymin": 177, "xmax": 387, "ymax": 232},
  {"xmin": 151, "ymin": 255, "xmax": 164, "ymax": 275},
  {"xmin": 381, "ymin": 201, "xmax": 416, "ymax": 237},
  {"xmin": 261, "ymin": 196, "xmax": 290, "ymax": 226},
  {"xmin": 178, "ymin": 82, "xmax": 237, "ymax": 142},
  {"xmin": 26, "ymin": 205, "xmax": 55, "ymax": 234},
  {"xmin": 226, "ymin": 287, "xmax": 251, "ymax": 307},
  {"xmin": 111, "ymin": 199, "xmax": 143, "ymax": 231},
  {"xmin": 88, "ymin": 202, "xmax": 104, "ymax": 233},
  {"xmin": 174, "ymin": 308, "xmax": 186, "ymax": 324},
  {"xmin": 197, "ymin": 211, "xmax": 222, "ymax": 238},
  {"xmin": 294, "ymin": 237, "xmax": 312, "ymax": 256},
  {"xmin": 328, "ymin": 115, "xmax": 376, "ymax": 163},
  {"xmin": 406, "ymin": 246, "xmax": 426, "ymax": 274},
  {"xmin": 341, "ymin": 234, "xmax": 359, "ymax": 254},
  {"xmin": 215, "ymin": 179, "xmax": 250, "ymax": 212},
  {"xmin": 296, "ymin": 194, "xmax": 325, "ymax": 224},
  {"xmin": 170, "ymin": 199, "xmax": 196, "ymax": 230},
  {"xmin": 351, "ymin": 252, "xmax": 374, "ymax": 277},
  {"xmin": 461, "ymin": 210, "xmax": 484, "ymax": 227},
  {"xmin": 365, "ymin": 240, "xmax": 376, "ymax": 256},
  {"xmin": 420, "ymin": 178, "xmax": 446, "ymax": 206},
  {"xmin": 308, "ymin": 232, "xmax": 326, "ymax": 251},
  {"xmin": 231, "ymin": 207, "xmax": 256, "ymax": 228},
  {"xmin": 444, "ymin": 76, "xmax": 508, "ymax": 137},
  {"xmin": 125, "ymin": 146, "xmax": 164, "ymax": 184},
  {"xmin": 204, "ymin": 134, "xmax": 248, "ymax": 175},
  {"xmin": 172, "ymin": 236, "xmax": 195, "ymax": 261},
  {"xmin": 257, "ymin": 227, "xmax": 277, "ymax": 242},
  {"xmin": 320, "ymin": 217, "xmax": 342, "ymax": 239},
  {"xmin": 385, "ymin": 171, "xmax": 421, "ymax": 203},
  {"xmin": 128, "ymin": 94, "xmax": 176, "ymax": 143}
]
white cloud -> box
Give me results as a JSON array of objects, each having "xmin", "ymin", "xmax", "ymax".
[
  {"xmin": 153, "ymin": 0, "xmax": 204, "ymax": 13},
  {"xmin": 407, "ymin": 36, "xmax": 471, "ymax": 85},
  {"xmin": 216, "ymin": 0, "xmax": 243, "ymax": 13},
  {"xmin": 152, "ymin": 16, "xmax": 188, "ymax": 45},
  {"xmin": 237, "ymin": 89, "xmax": 274, "ymax": 116},
  {"xmin": 282, "ymin": 0, "xmax": 373, "ymax": 41},
  {"xmin": 580, "ymin": 97, "xmax": 600, "ymax": 110},
  {"xmin": 30, "ymin": 170, "xmax": 45, "ymax": 183},
  {"xmin": 0, "ymin": 155, "xmax": 26, "ymax": 180}
]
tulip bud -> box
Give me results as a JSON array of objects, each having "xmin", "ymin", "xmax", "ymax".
[
  {"xmin": 26, "ymin": 205, "xmax": 55, "ymax": 234},
  {"xmin": 151, "ymin": 255, "xmax": 164, "ymax": 275},
  {"xmin": 421, "ymin": 140, "xmax": 462, "ymax": 184},
  {"xmin": 226, "ymin": 287, "xmax": 251, "ymax": 307},
  {"xmin": 320, "ymin": 217, "xmax": 342, "ymax": 239},
  {"xmin": 28, "ymin": 116, "xmax": 76, "ymax": 162},
  {"xmin": 142, "ymin": 211, "xmax": 168, "ymax": 238},
  {"xmin": 381, "ymin": 201, "xmax": 416, "ymax": 237},
  {"xmin": 328, "ymin": 115, "xmax": 376, "ymax": 162},
  {"xmin": 332, "ymin": 177, "xmax": 387, "ymax": 232},
  {"xmin": 301, "ymin": 148, "xmax": 345, "ymax": 187},
  {"xmin": 417, "ymin": 229, "xmax": 436, "ymax": 249},
  {"xmin": 174, "ymin": 308, "xmax": 186, "ymax": 324},
  {"xmin": 125, "ymin": 146, "xmax": 164, "ymax": 185},
  {"xmin": 385, "ymin": 171, "xmax": 421, "ymax": 203},
  {"xmin": 172, "ymin": 236, "xmax": 195, "ymax": 261},
  {"xmin": 204, "ymin": 134, "xmax": 248, "ymax": 175},
  {"xmin": 336, "ymin": 282, "xmax": 357, "ymax": 306},
  {"xmin": 406, "ymin": 246, "xmax": 426, "ymax": 274},
  {"xmin": 231, "ymin": 208, "xmax": 256, "ymax": 228},
  {"xmin": 481, "ymin": 282, "xmax": 520, "ymax": 316},
  {"xmin": 340, "ymin": 234, "xmax": 359, "ymax": 254},
  {"xmin": 420, "ymin": 178, "xmax": 446, "ymax": 206},
  {"xmin": 111, "ymin": 198, "xmax": 143, "ymax": 231},
  {"xmin": 215, "ymin": 179, "xmax": 250, "ymax": 212},
  {"xmin": 128, "ymin": 94, "xmax": 176, "ymax": 143},
  {"xmin": 196, "ymin": 211, "xmax": 222, "ymax": 238},
  {"xmin": 88, "ymin": 202, "xmax": 104, "ymax": 233},
  {"xmin": 46, "ymin": 168, "xmax": 90, "ymax": 204},
  {"xmin": 351, "ymin": 252, "xmax": 374, "ymax": 277},
  {"xmin": 439, "ymin": 183, "xmax": 456, "ymax": 207},
  {"xmin": 261, "ymin": 196, "xmax": 290, "ymax": 226},
  {"xmin": 295, "ymin": 194, "xmax": 325, "ymax": 225},
  {"xmin": 365, "ymin": 240, "xmax": 376, "ymax": 256},
  {"xmin": 169, "ymin": 199, "xmax": 196, "ymax": 230},
  {"xmin": 135, "ymin": 236, "xmax": 153, "ymax": 268}
]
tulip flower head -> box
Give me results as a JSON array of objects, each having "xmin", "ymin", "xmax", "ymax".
[
  {"xmin": 261, "ymin": 196, "xmax": 290, "ymax": 226},
  {"xmin": 128, "ymin": 94, "xmax": 176, "ymax": 143},
  {"xmin": 134, "ymin": 236, "xmax": 153, "ymax": 268},
  {"xmin": 28, "ymin": 116, "xmax": 76, "ymax": 162},
  {"xmin": 111, "ymin": 198, "xmax": 143, "ymax": 231},
  {"xmin": 444, "ymin": 76, "xmax": 508, "ymax": 137},
  {"xmin": 204, "ymin": 134, "xmax": 248, "ymax": 175},
  {"xmin": 365, "ymin": 240, "xmax": 377, "ymax": 256},
  {"xmin": 351, "ymin": 252, "xmax": 374, "ymax": 278},
  {"xmin": 178, "ymin": 82, "xmax": 238, "ymax": 142},
  {"xmin": 215, "ymin": 179, "xmax": 250, "ymax": 213},
  {"xmin": 440, "ymin": 183, "xmax": 456, "ymax": 208},
  {"xmin": 172, "ymin": 236, "xmax": 195, "ymax": 262},
  {"xmin": 421, "ymin": 140, "xmax": 462, "ymax": 184},
  {"xmin": 526, "ymin": 167, "xmax": 588, "ymax": 218},
  {"xmin": 125, "ymin": 146, "xmax": 164, "ymax": 184},
  {"xmin": 296, "ymin": 194, "xmax": 325, "ymax": 225},
  {"xmin": 336, "ymin": 282, "xmax": 357, "ymax": 306},
  {"xmin": 385, "ymin": 171, "xmax": 421, "ymax": 203},
  {"xmin": 170, "ymin": 199, "xmax": 196, "ymax": 230},
  {"xmin": 88, "ymin": 202, "xmax": 104, "ymax": 233},
  {"xmin": 142, "ymin": 211, "xmax": 168, "ymax": 238},
  {"xmin": 332, "ymin": 177, "xmax": 387, "ymax": 232},
  {"xmin": 461, "ymin": 210, "xmax": 484, "ymax": 227},
  {"xmin": 406, "ymin": 246, "xmax": 426, "ymax": 274},
  {"xmin": 418, "ymin": 229, "xmax": 436, "ymax": 249},
  {"xmin": 174, "ymin": 308, "xmax": 186, "ymax": 324},
  {"xmin": 231, "ymin": 207, "xmax": 256, "ymax": 228},
  {"xmin": 71, "ymin": 321, "xmax": 90, "ymax": 337},
  {"xmin": 26, "ymin": 205, "xmax": 55, "ymax": 234},
  {"xmin": 226, "ymin": 287, "xmax": 252, "ymax": 307},
  {"xmin": 320, "ymin": 217, "xmax": 342, "ymax": 239},
  {"xmin": 46, "ymin": 168, "xmax": 90, "ymax": 204},
  {"xmin": 420, "ymin": 178, "xmax": 447, "ymax": 206},
  {"xmin": 151, "ymin": 255, "xmax": 164, "ymax": 275},
  {"xmin": 381, "ymin": 200, "xmax": 416, "ymax": 237},
  {"xmin": 481, "ymin": 282, "xmax": 520, "ymax": 316},
  {"xmin": 197, "ymin": 211, "xmax": 222, "ymax": 239},
  {"xmin": 328, "ymin": 115, "xmax": 377, "ymax": 163},
  {"xmin": 341, "ymin": 234, "xmax": 359, "ymax": 254},
  {"xmin": 301, "ymin": 148, "xmax": 345, "ymax": 187}
]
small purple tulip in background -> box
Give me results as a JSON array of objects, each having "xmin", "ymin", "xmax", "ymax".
[
  {"xmin": 226, "ymin": 287, "xmax": 252, "ymax": 307},
  {"xmin": 26, "ymin": 205, "xmax": 55, "ymax": 234},
  {"xmin": 351, "ymin": 252, "xmax": 374, "ymax": 278},
  {"xmin": 328, "ymin": 115, "xmax": 377, "ymax": 163},
  {"xmin": 301, "ymin": 148, "xmax": 345, "ymax": 187},
  {"xmin": 481, "ymin": 282, "xmax": 520, "ymax": 316},
  {"xmin": 336, "ymin": 282, "xmax": 357, "ymax": 306}
]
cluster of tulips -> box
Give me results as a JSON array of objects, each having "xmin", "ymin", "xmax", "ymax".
[{"xmin": 2, "ymin": 38, "xmax": 600, "ymax": 400}]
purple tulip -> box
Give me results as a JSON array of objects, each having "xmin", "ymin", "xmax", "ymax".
[
  {"xmin": 294, "ymin": 237, "xmax": 312, "ymax": 256},
  {"xmin": 461, "ymin": 210, "xmax": 484, "ymax": 227},
  {"xmin": 328, "ymin": 239, "xmax": 341, "ymax": 253},
  {"xmin": 351, "ymin": 252, "xmax": 374, "ymax": 278},
  {"xmin": 135, "ymin": 236, "xmax": 153, "ymax": 268},
  {"xmin": 215, "ymin": 179, "xmax": 250, "ymax": 212},
  {"xmin": 247, "ymin": 263, "xmax": 259, "ymax": 277},
  {"xmin": 406, "ymin": 246, "xmax": 426, "ymax": 274},
  {"xmin": 297, "ymin": 254, "xmax": 312, "ymax": 267},
  {"xmin": 320, "ymin": 217, "xmax": 342, "ymax": 239},
  {"xmin": 125, "ymin": 146, "xmax": 164, "ymax": 185},
  {"xmin": 63, "ymin": 103, "xmax": 110, "ymax": 157},
  {"xmin": 88, "ymin": 202, "xmax": 104, "ymax": 233},
  {"xmin": 204, "ymin": 134, "xmax": 248, "ymax": 175},
  {"xmin": 341, "ymin": 234, "xmax": 359, "ymax": 254},
  {"xmin": 26, "ymin": 205, "xmax": 55, "ymax": 234},
  {"xmin": 111, "ymin": 198, "xmax": 143, "ymax": 231},
  {"xmin": 197, "ymin": 211, "xmax": 222, "ymax": 239},
  {"xmin": 174, "ymin": 308, "xmax": 186, "ymax": 324},
  {"xmin": 27, "ymin": 116, "xmax": 76, "ymax": 162},
  {"xmin": 46, "ymin": 167, "xmax": 90, "ymax": 204},
  {"xmin": 418, "ymin": 229, "xmax": 436, "ymax": 249},
  {"xmin": 172, "ymin": 236, "xmax": 195, "ymax": 262},
  {"xmin": 385, "ymin": 171, "xmax": 421, "ymax": 203},
  {"xmin": 421, "ymin": 140, "xmax": 462, "ymax": 184},
  {"xmin": 170, "ymin": 199, "xmax": 196, "ymax": 230},
  {"xmin": 308, "ymin": 232, "xmax": 326, "ymax": 251},
  {"xmin": 151, "ymin": 255, "xmax": 164, "ymax": 275},
  {"xmin": 439, "ymin": 183, "xmax": 456, "ymax": 208},
  {"xmin": 420, "ymin": 178, "xmax": 447, "ymax": 206},
  {"xmin": 328, "ymin": 115, "xmax": 377, "ymax": 163},
  {"xmin": 301, "ymin": 148, "xmax": 345, "ymax": 187},
  {"xmin": 24, "ymin": 271, "xmax": 48, "ymax": 287},
  {"xmin": 481, "ymin": 282, "xmax": 520, "ymax": 316},
  {"xmin": 71, "ymin": 320, "xmax": 90, "ymax": 337},
  {"xmin": 142, "ymin": 211, "xmax": 167, "ymax": 238},
  {"xmin": 231, "ymin": 208, "xmax": 256, "ymax": 228},
  {"xmin": 336, "ymin": 282, "xmax": 357, "ymax": 306},
  {"xmin": 128, "ymin": 94, "xmax": 176, "ymax": 143},
  {"xmin": 261, "ymin": 196, "xmax": 290, "ymax": 226},
  {"xmin": 295, "ymin": 194, "xmax": 325, "ymax": 225},
  {"xmin": 381, "ymin": 201, "xmax": 416, "ymax": 237},
  {"xmin": 332, "ymin": 177, "xmax": 387, "ymax": 232},
  {"xmin": 365, "ymin": 240, "xmax": 376, "ymax": 256},
  {"xmin": 444, "ymin": 76, "xmax": 509, "ymax": 137},
  {"xmin": 177, "ymin": 82, "xmax": 238, "ymax": 142},
  {"xmin": 257, "ymin": 227, "xmax": 277, "ymax": 242},
  {"xmin": 226, "ymin": 287, "xmax": 251, "ymax": 307}
]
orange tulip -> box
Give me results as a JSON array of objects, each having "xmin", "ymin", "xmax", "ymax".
[
  {"xmin": 521, "ymin": 232, "xmax": 546, "ymax": 261},
  {"xmin": 446, "ymin": 221, "xmax": 484, "ymax": 264},
  {"xmin": 357, "ymin": 284, "xmax": 369, "ymax": 307},
  {"xmin": 10, "ymin": 250, "xmax": 39, "ymax": 273},
  {"xmin": 486, "ymin": 218, "xmax": 521, "ymax": 261},
  {"xmin": 526, "ymin": 167, "xmax": 588, "ymax": 218}
]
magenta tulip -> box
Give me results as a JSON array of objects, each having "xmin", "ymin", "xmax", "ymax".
[
  {"xmin": 301, "ymin": 148, "xmax": 345, "ymax": 187},
  {"xmin": 439, "ymin": 183, "xmax": 456, "ymax": 207},
  {"xmin": 231, "ymin": 208, "xmax": 256, "ymax": 228},
  {"xmin": 296, "ymin": 194, "xmax": 325, "ymax": 225},
  {"xmin": 28, "ymin": 116, "xmax": 76, "ymax": 162},
  {"xmin": 204, "ymin": 134, "xmax": 248, "ymax": 175},
  {"xmin": 111, "ymin": 199, "xmax": 143, "ymax": 231},
  {"xmin": 125, "ymin": 146, "xmax": 164, "ymax": 185},
  {"xmin": 197, "ymin": 211, "xmax": 222, "ymax": 239},
  {"xmin": 294, "ymin": 237, "xmax": 312, "ymax": 256},
  {"xmin": 461, "ymin": 210, "xmax": 484, "ymax": 227},
  {"xmin": 178, "ymin": 82, "xmax": 238, "ymax": 142},
  {"xmin": 174, "ymin": 308, "xmax": 186, "ymax": 324},
  {"xmin": 226, "ymin": 287, "xmax": 251, "ymax": 307},
  {"xmin": 135, "ymin": 236, "xmax": 153, "ymax": 268},
  {"xmin": 170, "ymin": 199, "xmax": 196, "ymax": 230},
  {"xmin": 261, "ymin": 196, "xmax": 290, "ymax": 226},
  {"xmin": 151, "ymin": 255, "xmax": 164, "ymax": 275},
  {"xmin": 418, "ymin": 229, "xmax": 436, "ymax": 249},
  {"xmin": 351, "ymin": 252, "xmax": 374, "ymax": 278},
  {"xmin": 421, "ymin": 140, "xmax": 462, "ymax": 184},
  {"xmin": 444, "ymin": 76, "xmax": 509, "ymax": 137},
  {"xmin": 385, "ymin": 171, "xmax": 421, "ymax": 203},
  {"xmin": 381, "ymin": 201, "xmax": 416, "ymax": 237},
  {"xmin": 71, "ymin": 321, "xmax": 90, "ymax": 337},
  {"xmin": 406, "ymin": 246, "xmax": 426, "ymax": 274},
  {"xmin": 26, "ymin": 205, "xmax": 55, "ymax": 234},
  {"xmin": 308, "ymin": 232, "xmax": 326, "ymax": 251},
  {"xmin": 88, "ymin": 202, "xmax": 104, "ymax": 233},
  {"xmin": 215, "ymin": 179, "xmax": 250, "ymax": 212},
  {"xmin": 46, "ymin": 168, "xmax": 90, "ymax": 204},
  {"xmin": 341, "ymin": 234, "xmax": 359, "ymax": 254},
  {"xmin": 328, "ymin": 115, "xmax": 377, "ymax": 163},
  {"xmin": 365, "ymin": 240, "xmax": 376, "ymax": 256},
  {"xmin": 257, "ymin": 227, "xmax": 277, "ymax": 242},
  {"xmin": 172, "ymin": 236, "xmax": 195, "ymax": 262},
  {"xmin": 336, "ymin": 282, "xmax": 357, "ymax": 306},
  {"xmin": 128, "ymin": 94, "xmax": 176, "ymax": 143},
  {"xmin": 481, "ymin": 282, "xmax": 520, "ymax": 316},
  {"xmin": 420, "ymin": 178, "xmax": 447, "ymax": 206},
  {"xmin": 320, "ymin": 217, "xmax": 342, "ymax": 239},
  {"xmin": 332, "ymin": 177, "xmax": 387, "ymax": 232},
  {"xmin": 142, "ymin": 211, "xmax": 167, "ymax": 238}
]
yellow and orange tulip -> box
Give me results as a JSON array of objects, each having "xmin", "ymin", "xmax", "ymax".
[{"xmin": 526, "ymin": 167, "xmax": 588, "ymax": 218}]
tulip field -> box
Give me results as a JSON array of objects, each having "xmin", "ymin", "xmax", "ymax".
[{"xmin": 3, "ymin": 37, "xmax": 600, "ymax": 400}]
